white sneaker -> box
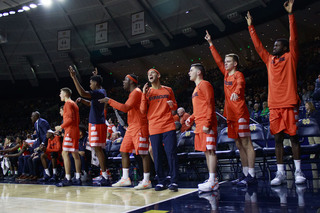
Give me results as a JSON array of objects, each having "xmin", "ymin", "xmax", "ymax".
[
  {"xmin": 198, "ymin": 179, "xmax": 219, "ymax": 192},
  {"xmin": 271, "ymin": 171, "xmax": 286, "ymax": 186},
  {"xmin": 112, "ymin": 177, "xmax": 131, "ymax": 187},
  {"xmin": 295, "ymin": 170, "xmax": 306, "ymax": 184},
  {"xmin": 134, "ymin": 180, "xmax": 152, "ymax": 190}
]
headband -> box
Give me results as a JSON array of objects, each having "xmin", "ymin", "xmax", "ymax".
[
  {"xmin": 126, "ymin": 75, "xmax": 138, "ymax": 84},
  {"xmin": 148, "ymin": 68, "xmax": 160, "ymax": 75}
]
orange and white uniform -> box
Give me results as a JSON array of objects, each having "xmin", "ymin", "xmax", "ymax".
[
  {"xmin": 140, "ymin": 86, "xmax": 177, "ymax": 135},
  {"xmin": 209, "ymin": 45, "xmax": 250, "ymax": 139},
  {"xmin": 61, "ymin": 100, "xmax": 80, "ymax": 152},
  {"xmin": 248, "ymin": 14, "xmax": 299, "ymax": 135},
  {"xmin": 108, "ymin": 88, "xmax": 149, "ymax": 155},
  {"xmin": 190, "ymin": 80, "xmax": 217, "ymax": 152}
]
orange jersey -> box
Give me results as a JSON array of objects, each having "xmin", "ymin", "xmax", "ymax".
[
  {"xmin": 191, "ymin": 80, "xmax": 217, "ymax": 133},
  {"xmin": 61, "ymin": 100, "xmax": 80, "ymax": 140},
  {"xmin": 180, "ymin": 112, "xmax": 191, "ymax": 132},
  {"xmin": 248, "ymin": 14, "xmax": 299, "ymax": 109},
  {"xmin": 209, "ymin": 45, "xmax": 250, "ymax": 121},
  {"xmin": 108, "ymin": 88, "xmax": 148, "ymax": 135},
  {"xmin": 46, "ymin": 136, "xmax": 62, "ymax": 153},
  {"xmin": 173, "ymin": 114, "xmax": 179, "ymax": 122},
  {"xmin": 141, "ymin": 85, "xmax": 177, "ymax": 135}
]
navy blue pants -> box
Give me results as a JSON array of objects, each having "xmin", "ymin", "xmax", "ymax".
[{"xmin": 150, "ymin": 130, "xmax": 178, "ymax": 185}]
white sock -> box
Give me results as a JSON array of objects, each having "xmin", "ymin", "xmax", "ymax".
[
  {"xmin": 123, "ymin": 168, "xmax": 129, "ymax": 179},
  {"xmin": 75, "ymin": 173, "xmax": 81, "ymax": 179},
  {"xmin": 53, "ymin": 168, "xmax": 57, "ymax": 175},
  {"xmin": 248, "ymin": 168, "xmax": 255, "ymax": 177},
  {"xmin": 209, "ymin": 173, "xmax": 215, "ymax": 182},
  {"xmin": 66, "ymin": 174, "xmax": 71, "ymax": 180},
  {"xmin": 294, "ymin": 160, "xmax": 301, "ymax": 172},
  {"xmin": 44, "ymin": 169, "xmax": 50, "ymax": 176},
  {"xmin": 102, "ymin": 171, "xmax": 108, "ymax": 179},
  {"xmin": 143, "ymin": 173, "xmax": 150, "ymax": 182},
  {"xmin": 243, "ymin": 166, "xmax": 249, "ymax": 176},
  {"xmin": 14, "ymin": 171, "xmax": 18, "ymax": 175},
  {"xmin": 277, "ymin": 164, "xmax": 284, "ymax": 173}
]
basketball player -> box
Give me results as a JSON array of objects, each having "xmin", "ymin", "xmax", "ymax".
[
  {"xmin": 69, "ymin": 66, "xmax": 109, "ymax": 186},
  {"xmin": 55, "ymin": 87, "xmax": 81, "ymax": 187},
  {"xmin": 99, "ymin": 74, "xmax": 151, "ymax": 190},
  {"xmin": 204, "ymin": 31, "xmax": 257, "ymax": 186},
  {"xmin": 141, "ymin": 68, "xmax": 179, "ymax": 192},
  {"xmin": 186, "ymin": 63, "xmax": 219, "ymax": 192},
  {"xmin": 246, "ymin": 0, "xmax": 306, "ymax": 185}
]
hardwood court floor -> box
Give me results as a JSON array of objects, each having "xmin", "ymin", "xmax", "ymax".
[{"xmin": 0, "ymin": 183, "xmax": 196, "ymax": 213}]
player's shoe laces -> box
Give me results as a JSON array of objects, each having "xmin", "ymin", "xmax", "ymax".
[
  {"xmin": 112, "ymin": 177, "xmax": 131, "ymax": 187},
  {"xmin": 134, "ymin": 180, "xmax": 152, "ymax": 190},
  {"xmin": 198, "ymin": 179, "xmax": 219, "ymax": 192},
  {"xmin": 295, "ymin": 170, "xmax": 306, "ymax": 184},
  {"xmin": 271, "ymin": 171, "xmax": 286, "ymax": 186}
]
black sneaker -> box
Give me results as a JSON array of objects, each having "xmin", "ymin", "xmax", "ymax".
[
  {"xmin": 237, "ymin": 174, "xmax": 257, "ymax": 187},
  {"xmin": 49, "ymin": 174, "xmax": 58, "ymax": 182},
  {"xmin": 168, "ymin": 183, "xmax": 178, "ymax": 192},
  {"xmin": 155, "ymin": 184, "xmax": 167, "ymax": 191},
  {"xmin": 56, "ymin": 178, "xmax": 72, "ymax": 187},
  {"xmin": 39, "ymin": 174, "xmax": 51, "ymax": 182},
  {"xmin": 72, "ymin": 178, "xmax": 82, "ymax": 186},
  {"xmin": 231, "ymin": 175, "xmax": 246, "ymax": 185},
  {"xmin": 94, "ymin": 176, "xmax": 110, "ymax": 186}
]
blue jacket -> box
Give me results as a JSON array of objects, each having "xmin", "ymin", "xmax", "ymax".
[{"xmin": 31, "ymin": 118, "xmax": 50, "ymax": 152}]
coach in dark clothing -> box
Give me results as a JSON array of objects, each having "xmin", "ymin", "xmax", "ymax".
[{"xmin": 30, "ymin": 111, "xmax": 50, "ymax": 150}]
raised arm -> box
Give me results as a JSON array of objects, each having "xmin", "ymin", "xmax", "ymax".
[
  {"xmin": 285, "ymin": 0, "xmax": 298, "ymax": 59},
  {"xmin": 114, "ymin": 109, "xmax": 126, "ymax": 126},
  {"xmin": 69, "ymin": 66, "xmax": 91, "ymax": 99},
  {"xmin": 76, "ymin": 97, "xmax": 91, "ymax": 107},
  {"xmin": 140, "ymin": 83, "xmax": 149, "ymax": 115},
  {"xmin": 205, "ymin": 30, "xmax": 226, "ymax": 75},
  {"xmin": 246, "ymin": 11, "xmax": 270, "ymax": 64}
]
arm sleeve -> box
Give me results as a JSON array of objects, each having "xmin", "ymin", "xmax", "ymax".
[
  {"xmin": 209, "ymin": 45, "xmax": 226, "ymax": 75},
  {"xmin": 61, "ymin": 103, "xmax": 73, "ymax": 129},
  {"xmin": 234, "ymin": 72, "xmax": 245, "ymax": 96},
  {"xmin": 140, "ymin": 93, "xmax": 148, "ymax": 115},
  {"xmin": 108, "ymin": 91, "xmax": 139, "ymax": 113},
  {"xmin": 248, "ymin": 25, "xmax": 270, "ymax": 64},
  {"xmin": 289, "ymin": 14, "xmax": 298, "ymax": 60},
  {"xmin": 169, "ymin": 87, "xmax": 178, "ymax": 111},
  {"xmin": 203, "ymin": 82, "xmax": 215, "ymax": 128}
]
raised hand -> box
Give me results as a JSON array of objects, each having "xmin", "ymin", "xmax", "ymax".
[
  {"xmin": 76, "ymin": 97, "xmax": 82, "ymax": 103},
  {"xmin": 68, "ymin": 65, "xmax": 76, "ymax": 78},
  {"xmin": 92, "ymin": 67, "xmax": 98, "ymax": 76},
  {"xmin": 142, "ymin": 82, "xmax": 149, "ymax": 94},
  {"xmin": 204, "ymin": 30, "xmax": 213, "ymax": 46},
  {"xmin": 167, "ymin": 100, "xmax": 174, "ymax": 108},
  {"xmin": 245, "ymin": 11, "xmax": 253, "ymax": 26},
  {"xmin": 98, "ymin": 97, "xmax": 109, "ymax": 103},
  {"xmin": 284, "ymin": 0, "xmax": 294, "ymax": 13}
]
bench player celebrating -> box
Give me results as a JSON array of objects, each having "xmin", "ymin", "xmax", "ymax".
[
  {"xmin": 246, "ymin": 0, "xmax": 306, "ymax": 185},
  {"xmin": 205, "ymin": 31, "xmax": 257, "ymax": 186},
  {"xmin": 141, "ymin": 68, "xmax": 179, "ymax": 192},
  {"xmin": 99, "ymin": 74, "xmax": 151, "ymax": 190},
  {"xmin": 187, "ymin": 63, "xmax": 219, "ymax": 192}
]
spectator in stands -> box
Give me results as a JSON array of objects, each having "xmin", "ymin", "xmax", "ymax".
[
  {"xmin": 312, "ymin": 75, "xmax": 320, "ymax": 100},
  {"xmin": 39, "ymin": 129, "xmax": 62, "ymax": 182},
  {"xmin": 78, "ymin": 125, "xmax": 90, "ymax": 182},
  {"xmin": 0, "ymin": 136, "xmax": 20, "ymax": 177},
  {"xmin": 106, "ymin": 117, "xmax": 117, "ymax": 139},
  {"xmin": 260, "ymin": 101, "xmax": 270, "ymax": 124},
  {"xmin": 177, "ymin": 107, "xmax": 192, "ymax": 133},
  {"xmin": 305, "ymin": 102, "xmax": 320, "ymax": 158},
  {"xmin": 114, "ymin": 109, "xmax": 127, "ymax": 137},
  {"xmin": 302, "ymin": 88, "xmax": 311, "ymax": 104},
  {"xmin": 250, "ymin": 103, "xmax": 261, "ymax": 123}
]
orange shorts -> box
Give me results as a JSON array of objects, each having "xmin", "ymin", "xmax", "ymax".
[
  {"xmin": 227, "ymin": 117, "xmax": 251, "ymax": 139},
  {"xmin": 269, "ymin": 108, "xmax": 298, "ymax": 136},
  {"xmin": 89, "ymin": 123, "xmax": 107, "ymax": 147},
  {"xmin": 63, "ymin": 132, "xmax": 79, "ymax": 152},
  {"xmin": 194, "ymin": 129, "xmax": 217, "ymax": 152},
  {"xmin": 120, "ymin": 129, "xmax": 149, "ymax": 155}
]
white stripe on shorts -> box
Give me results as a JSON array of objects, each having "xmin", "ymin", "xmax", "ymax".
[
  {"xmin": 63, "ymin": 147, "xmax": 77, "ymax": 152},
  {"xmin": 139, "ymin": 137, "xmax": 147, "ymax": 141},
  {"xmin": 64, "ymin": 142, "xmax": 73, "ymax": 146},
  {"xmin": 206, "ymin": 145, "xmax": 214, "ymax": 150},
  {"xmin": 206, "ymin": 137, "xmax": 215, "ymax": 142},
  {"xmin": 91, "ymin": 132, "xmax": 98, "ymax": 136},
  {"xmin": 138, "ymin": 150, "xmax": 149, "ymax": 155},
  {"xmin": 239, "ymin": 125, "xmax": 249, "ymax": 130},
  {"xmin": 139, "ymin": 143, "xmax": 149, "ymax": 148},
  {"xmin": 239, "ymin": 132, "xmax": 251, "ymax": 137},
  {"xmin": 91, "ymin": 126, "xmax": 96, "ymax": 130},
  {"xmin": 238, "ymin": 118, "xmax": 247, "ymax": 123},
  {"xmin": 90, "ymin": 137, "xmax": 99, "ymax": 141},
  {"xmin": 64, "ymin": 137, "xmax": 72, "ymax": 141}
]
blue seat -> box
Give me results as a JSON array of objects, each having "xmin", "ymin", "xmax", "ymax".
[{"xmin": 297, "ymin": 118, "xmax": 320, "ymax": 137}]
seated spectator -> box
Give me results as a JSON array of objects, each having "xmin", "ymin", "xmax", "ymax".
[
  {"xmin": 312, "ymin": 75, "xmax": 320, "ymax": 100},
  {"xmin": 259, "ymin": 101, "xmax": 270, "ymax": 124},
  {"xmin": 78, "ymin": 125, "xmax": 91, "ymax": 182},
  {"xmin": 250, "ymin": 103, "xmax": 261, "ymax": 123},
  {"xmin": 172, "ymin": 110, "xmax": 180, "ymax": 122},
  {"xmin": 305, "ymin": 101, "xmax": 320, "ymax": 158},
  {"xmin": 177, "ymin": 107, "xmax": 192, "ymax": 133},
  {"xmin": 39, "ymin": 130, "xmax": 62, "ymax": 182},
  {"xmin": 0, "ymin": 136, "xmax": 22, "ymax": 177}
]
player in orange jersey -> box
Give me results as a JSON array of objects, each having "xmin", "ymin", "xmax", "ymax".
[
  {"xmin": 141, "ymin": 68, "xmax": 179, "ymax": 192},
  {"xmin": 99, "ymin": 74, "xmax": 151, "ymax": 190},
  {"xmin": 186, "ymin": 63, "xmax": 219, "ymax": 192},
  {"xmin": 205, "ymin": 31, "xmax": 257, "ymax": 186},
  {"xmin": 55, "ymin": 87, "xmax": 81, "ymax": 187},
  {"xmin": 246, "ymin": 0, "xmax": 305, "ymax": 185}
]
